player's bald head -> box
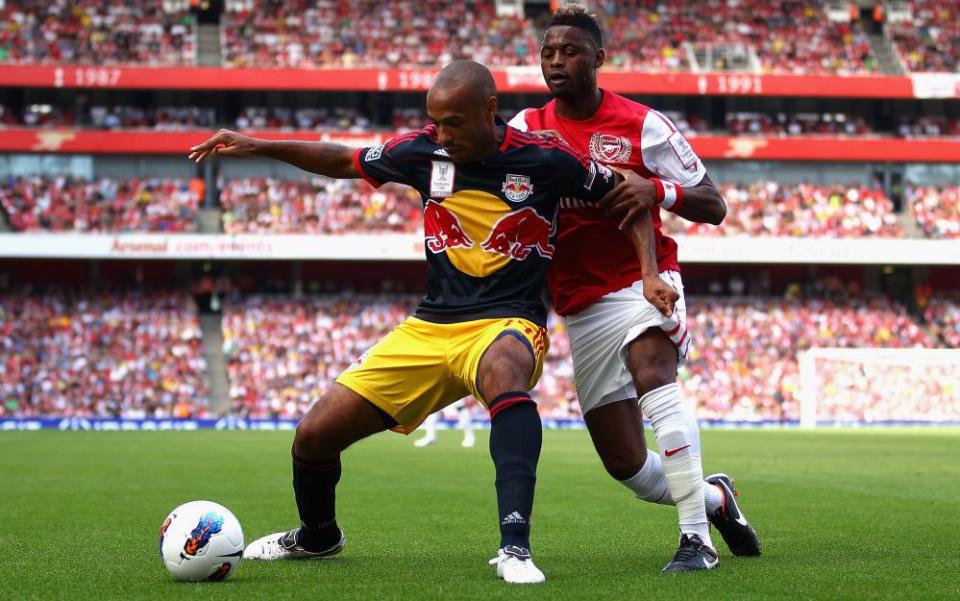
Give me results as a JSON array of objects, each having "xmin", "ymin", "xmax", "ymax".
[{"xmin": 431, "ymin": 60, "xmax": 497, "ymax": 104}]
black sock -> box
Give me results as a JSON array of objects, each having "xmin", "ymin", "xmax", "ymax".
[
  {"xmin": 488, "ymin": 391, "xmax": 542, "ymax": 551},
  {"xmin": 291, "ymin": 449, "xmax": 343, "ymax": 551}
]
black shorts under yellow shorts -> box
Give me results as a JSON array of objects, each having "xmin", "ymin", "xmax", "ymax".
[{"xmin": 335, "ymin": 316, "xmax": 548, "ymax": 434}]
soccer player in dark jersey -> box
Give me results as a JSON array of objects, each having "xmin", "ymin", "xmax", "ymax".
[
  {"xmin": 190, "ymin": 60, "xmax": 673, "ymax": 584},
  {"xmin": 509, "ymin": 3, "xmax": 762, "ymax": 572}
]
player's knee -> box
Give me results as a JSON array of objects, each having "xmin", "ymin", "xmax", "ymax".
[
  {"xmin": 633, "ymin": 365, "xmax": 675, "ymax": 397},
  {"xmin": 294, "ymin": 410, "xmax": 338, "ymax": 460}
]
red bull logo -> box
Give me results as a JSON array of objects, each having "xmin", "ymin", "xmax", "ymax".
[
  {"xmin": 424, "ymin": 200, "xmax": 474, "ymax": 253},
  {"xmin": 481, "ymin": 207, "xmax": 556, "ymax": 260},
  {"xmin": 502, "ymin": 174, "xmax": 533, "ymax": 202},
  {"xmin": 183, "ymin": 511, "xmax": 224, "ymax": 556}
]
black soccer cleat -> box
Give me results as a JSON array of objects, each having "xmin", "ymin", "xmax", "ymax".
[
  {"xmin": 706, "ymin": 473, "xmax": 762, "ymax": 557},
  {"xmin": 662, "ymin": 533, "xmax": 719, "ymax": 573}
]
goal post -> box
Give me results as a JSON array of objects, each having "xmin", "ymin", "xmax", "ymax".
[{"xmin": 799, "ymin": 348, "xmax": 960, "ymax": 428}]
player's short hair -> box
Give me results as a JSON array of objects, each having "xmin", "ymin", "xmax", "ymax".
[
  {"xmin": 433, "ymin": 59, "xmax": 497, "ymax": 99},
  {"xmin": 545, "ymin": 2, "xmax": 603, "ymax": 49}
]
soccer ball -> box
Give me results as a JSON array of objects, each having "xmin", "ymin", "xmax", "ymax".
[{"xmin": 159, "ymin": 500, "xmax": 244, "ymax": 581}]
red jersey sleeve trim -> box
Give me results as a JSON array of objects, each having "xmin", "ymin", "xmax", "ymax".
[{"xmin": 352, "ymin": 147, "xmax": 383, "ymax": 188}]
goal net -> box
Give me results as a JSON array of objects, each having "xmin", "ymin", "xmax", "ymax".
[{"xmin": 798, "ymin": 348, "xmax": 960, "ymax": 427}]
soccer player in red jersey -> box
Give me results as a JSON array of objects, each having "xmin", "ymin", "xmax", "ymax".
[{"xmin": 509, "ymin": 4, "xmax": 761, "ymax": 572}]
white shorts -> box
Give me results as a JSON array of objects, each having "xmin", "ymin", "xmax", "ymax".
[{"xmin": 565, "ymin": 271, "xmax": 691, "ymax": 415}]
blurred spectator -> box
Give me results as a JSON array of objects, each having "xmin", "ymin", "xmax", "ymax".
[
  {"xmin": 684, "ymin": 295, "xmax": 935, "ymax": 422},
  {"xmin": 663, "ymin": 181, "xmax": 903, "ymax": 238},
  {"xmin": 220, "ymin": 177, "xmax": 421, "ymax": 234},
  {"xmin": 235, "ymin": 107, "xmax": 371, "ymax": 131},
  {"xmin": 0, "ymin": 176, "xmax": 201, "ymax": 232},
  {"xmin": 221, "ymin": 0, "xmax": 534, "ymax": 68},
  {"xmin": 889, "ymin": 1, "xmax": 960, "ymax": 73},
  {"xmin": 896, "ymin": 116, "xmax": 960, "ymax": 138},
  {"xmin": 726, "ymin": 112, "xmax": 872, "ymax": 136},
  {"xmin": 0, "ymin": 0, "xmax": 196, "ymax": 65},
  {"xmin": 594, "ymin": 0, "xmax": 877, "ymax": 74},
  {"xmin": 0, "ymin": 290, "xmax": 208, "ymax": 418},
  {"xmin": 907, "ymin": 185, "xmax": 960, "ymax": 239},
  {"xmin": 926, "ymin": 297, "xmax": 960, "ymax": 347},
  {"xmin": 221, "ymin": 293, "xmax": 419, "ymax": 418}
]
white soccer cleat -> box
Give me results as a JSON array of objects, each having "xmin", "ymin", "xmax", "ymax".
[
  {"xmin": 243, "ymin": 528, "xmax": 345, "ymax": 560},
  {"xmin": 488, "ymin": 545, "xmax": 545, "ymax": 584},
  {"xmin": 461, "ymin": 432, "xmax": 475, "ymax": 448},
  {"xmin": 414, "ymin": 436, "xmax": 436, "ymax": 447}
]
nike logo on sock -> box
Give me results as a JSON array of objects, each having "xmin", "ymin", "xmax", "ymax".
[{"xmin": 664, "ymin": 444, "xmax": 691, "ymax": 457}]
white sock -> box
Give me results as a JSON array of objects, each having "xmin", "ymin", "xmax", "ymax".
[
  {"xmin": 640, "ymin": 383, "xmax": 712, "ymax": 547},
  {"xmin": 421, "ymin": 413, "xmax": 438, "ymax": 441},
  {"xmin": 457, "ymin": 406, "xmax": 472, "ymax": 434},
  {"xmin": 619, "ymin": 452, "xmax": 724, "ymax": 515}
]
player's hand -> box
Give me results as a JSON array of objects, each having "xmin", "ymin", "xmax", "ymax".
[
  {"xmin": 188, "ymin": 129, "xmax": 264, "ymax": 163},
  {"xmin": 599, "ymin": 166, "xmax": 658, "ymax": 229},
  {"xmin": 530, "ymin": 129, "xmax": 566, "ymax": 143},
  {"xmin": 643, "ymin": 275, "xmax": 678, "ymax": 318}
]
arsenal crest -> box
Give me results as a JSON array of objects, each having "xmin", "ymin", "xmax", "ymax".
[
  {"xmin": 502, "ymin": 174, "xmax": 534, "ymax": 202},
  {"xmin": 589, "ymin": 133, "xmax": 633, "ymax": 163}
]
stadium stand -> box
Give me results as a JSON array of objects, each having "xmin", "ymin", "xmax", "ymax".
[
  {"xmin": 0, "ymin": 290, "xmax": 209, "ymax": 418},
  {"xmin": 907, "ymin": 185, "xmax": 960, "ymax": 239},
  {"xmin": 0, "ymin": 176, "xmax": 203, "ymax": 232},
  {"xmin": 594, "ymin": 0, "xmax": 877, "ymax": 74},
  {"xmin": 926, "ymin": 297, "xmax": 960, "ymax": 348},
  {"xmin": 726, "ymin": 112, "xmax": 873, "ymax": 136},
  {"xmin": 888, "ymin": 0, "xmax": 960, "ymax": 73},
  {"xmin": 219, "ymin": 177, "xmax": 421, "ymax": 234},
  {"xmin": 220, "ymin": 0, "xmax": 535, "ymax": 68},
  {"xmin": 220, "ymin": 293, "xmax": 419, "ymax": 418},
  {"xmin": 0, "ymin": 0, "xmax": 196, "ymax": 65},
  {"xmin": 662, "ymin": 182, "xmax": 904, "ymax": 238},
  {"xmin": 214, "ymin": 291, "xmax": 950, "ymax": 422}
]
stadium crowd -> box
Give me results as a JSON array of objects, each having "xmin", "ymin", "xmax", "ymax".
[
  {"xmin": 662, "ymin": 182, "xmax": 904, "ymax": 238},
  {"xmin": 3, "ymin": 1, "xmax": 956, "ymax": 75},
  {"xmin": 926, "ymin": 298, "xmax": 960, "ymax": 348},
  {"xmin": 725, "ymin": 112, "xmax": 873, "ymax": 136},
  {"xmin": 907, "ymin": 185, "xmax": 960, "ymax": 239},
  {"xmin": 0, "ymin": 175, "xmax": 202, "ymax": 232},
  {"xmin": 220, "ymin": 293, "xmax": 420, "ymax": 418},
  {"xmin": 0, "ymin": 290, "xmax": 209, "ymax": 419},
  {"xmin": 594, "ymin": 0, "xmax": 876, "ymax": 74},
  {"xmin": 888, "ymin": 0, "xmax": 960, "ymax": 73},
  {"xmin": 220, "ymin": 0, "xmax": 534, "ymax": 68},
  {"xmin": 216, "ymin": 291, "xmax": 952, "ymax": 422},
  {"xmin": 2, "ymin": 288, "xmax": 955, "ymax": 423},
  {"xmin": 0, "ymin": 0, "xmax": 196, "ymax": 65},
  {"xmin": 219, "ymin": 177, "xmax": 421, "ymax": 234}
]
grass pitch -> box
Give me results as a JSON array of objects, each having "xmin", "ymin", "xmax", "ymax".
[{"xmin": 2, "ymin": 429, "xmax": 958, "ymax": 601}]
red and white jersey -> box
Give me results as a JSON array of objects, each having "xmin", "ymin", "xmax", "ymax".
[{"xmin": 509, "ymin": 90, "xmax": 707, "ymax": 316}]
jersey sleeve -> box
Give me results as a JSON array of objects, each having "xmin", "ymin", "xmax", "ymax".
[
  {"xmin": 554, "ymin": 145, "xmax": 617, "ymax": 203},
  {"xmin": 640, "ymin": 110, "xmax": 707, "ymax": 188},
  {"xmin": 352, "ymin": 132, "xmax": 420, "ymax": 188}
]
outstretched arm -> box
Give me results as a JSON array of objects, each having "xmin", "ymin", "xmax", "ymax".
[{"xmin": 189, "ymin": 129, "xmax": 359, "ymax": 179}]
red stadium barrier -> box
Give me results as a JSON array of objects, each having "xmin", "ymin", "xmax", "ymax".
[
  {"xmin": 0, "ymin": 65, "xmax": 929, "ymax": 98},
  {"xmin": 1, "ymin": 128, "xmax": 957, "ymax": 162}
]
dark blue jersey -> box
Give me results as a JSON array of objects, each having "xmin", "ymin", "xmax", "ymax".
[{"xmin": 353, "ymin": 121, "xmax": 617, "ymax": 326}]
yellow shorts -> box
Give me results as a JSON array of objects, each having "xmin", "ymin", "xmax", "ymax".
[{"xmin": 335, "ymin": 316, "xmax": 548, "ymax": 434}]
